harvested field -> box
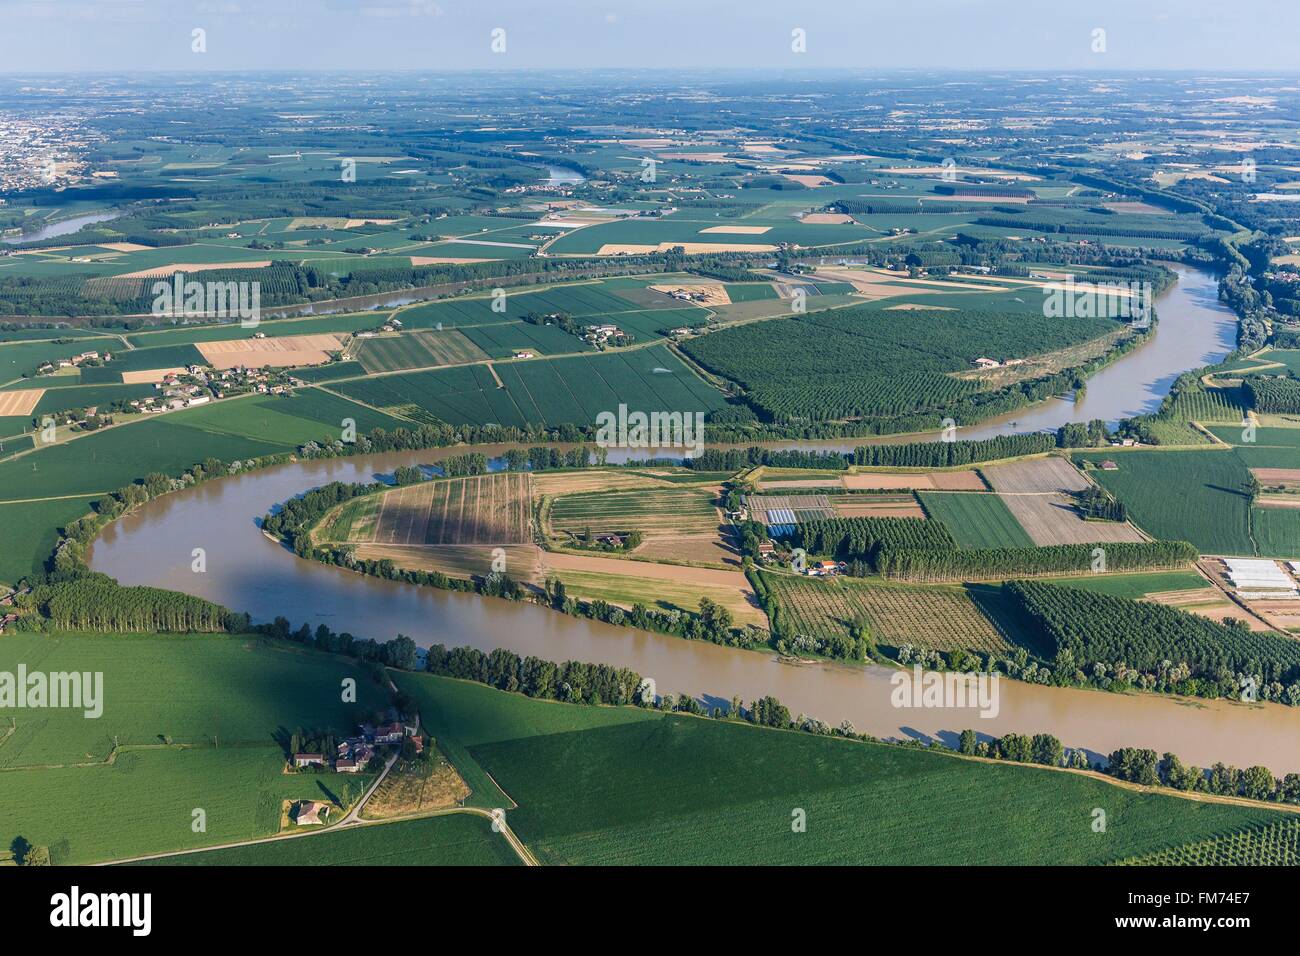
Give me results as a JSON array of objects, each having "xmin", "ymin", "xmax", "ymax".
[
  {"xmin": 763, "ymin": 574, "xmax": 1012, "ymax": 654},
  {"xmin": 783, "ymin": 174, "xmax": 834, "ymax": 187},
  {"xmin": 841, "ymin": 470, "xmax": 986, "ymax": 491},
  {"xmin": 594, "ymin": 242, "xmax": 778, "ymax": 256},
  {"xmin": 196, "ymin": 333, "xmax": 346, "ymax": 370},
  {"xmin": 982, "ymin": 458, "xmax": 1089, "ymax": 494},
  {"xmin": 800, "ymin": 213, "xmax": 855, "ymax": 224},
  {"xmin": 354, "ymin": 543, "xmax": 543, "ymax": 583},
  {"xmin": 533, "ymin": 470, "xmax": 675, "ymax": 496},
  {"xmin": 539, "ymin": 550, "xmax": 763, "ymax": 625},
  {"xmin": 361, "ymin": 749, "xmax": 469, "ymax": 819},
  {"xmin": 883, "ymin": 303, "xmax": 957, "ymax": 311},
  {"xmin": 1252, "ymin": 468, "xmax": 1300, "ymax": 482},
  {"xmin": 981, "ymin": 457, "xmax": 1142, "ymax": 545},
  {"xmin": 998, "ymin": 492, "xmax": 1144, "ymax": 546},
  {"xmin": 120, "ymin": 367, "xmax": 186, "ymax": 384},
  {"xmin": 372, "ymin": 473, "xmax": 532, "ymax": 546},
  {"xmin": 97, "ymin": 242, "xmax": 152, "ymax": 253},
  {"xmin": 631, "ymin": 532, "xmax": 740, "ymax": 567},
  {"xmin": 830, "ymin": 495, "xmax": 926, "ymax": 519},
  {"xmin": 0, "ymin": 389, "xmax": 43, "ymax": 417},
  {"xmin": 697, "ymin": 225, "xmax": 773, "ymax": 235},
  {"xmin": 116, "ymin": 261, "xmax": 273, "ymax": 278},
  {"xmin": 1257, "ymin": 496, "xmax": 1300, "ymax": 509},
  {"xmin": 756, "ymin": 479, "xmax": 841, "ymax": 490},
  {"xmin": 1148, "ymin": 589, "xmax": 1274, "ymax": 632}
]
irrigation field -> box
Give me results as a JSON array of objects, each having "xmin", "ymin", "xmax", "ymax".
[
  {"xmin": 394, "ymin": 281, "xmax": 654, "ymax": 330},
  {"xmin": 764, "ymin": 572, "xmax": 1012, "ymax": 654},
  {"xmin": 917, "ymin": 492, "xmax": 1035, "ymax": 549},
  {"xmin": 333, "ymin": 345, "xmax": 729, "ymax": 428},
  {"xmin": 354, "ymin": 329, "xmax": 489, "ymax": 373},
  {"xmin": 548, "ymin": 485, "xmax": 720, "ymax": 537}
]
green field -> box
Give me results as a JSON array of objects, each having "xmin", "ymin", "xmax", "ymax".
[
  {"xmin": 1081, "ymin": 450, "xmax": 1255, "ymax": 555},
  {"xmin": 335, "ymin": 344, "xmax": 728, "ymax": 428},
  {"xmin": 0, "ymin": 494, "xmax": 100, "ymax": 584},
  {"xmin": 1, "ymin": 747, "xmax": 371, "ymax": 865},
  {"xmin": 0, "ymin": 632, "xmax": 390, "ymax": 864},
  {"xmin": 396, "ymin": 673, "xmax": 1285, "ymax": 866},
  {"xmin": 125, "ymin": 314, "xmax": 385, "ymax": 348},
  {"xmin": 133, "ymin": 813, "xmax": 520, "ymax": 866},
  {"xmin": 354, "ymin": 329, "xmax": 490, "ymax": 373},
  {"xmin": 682, "ymin": 303, "xmax": 1121, "ymax": 426},
  {"xmin": 1117, "ymin": 818, "xmax": 1300, "ymax": 866},
  {"xmin": 1038, "ymin": 570, "xmax": 1209, "ymax": 599},
  {"xmin": 548, "ymin": 485, "xmax": 719, "ymax": 535},
  {"xmin": 917, "ymin": 491, "xmax": 1035, "ymax": 549},
  {"xmin": 763, "ymin": 571, "xmax": 1013, "ymax": 655}
]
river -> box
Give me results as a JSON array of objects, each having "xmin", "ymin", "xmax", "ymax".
[
  {"xmin": 2, "ymin": 210, "xmax": 123, "ymax": 245},
  {"xmin": 88, "ymin": 264, "xmax": 1300, "ymax": 773}
]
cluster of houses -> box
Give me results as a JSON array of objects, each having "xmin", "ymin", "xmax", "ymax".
[
  {"xmin": 0, "ymin": 588, "xmax": 22, "ymax": 634},
  {"xmin": 355, "ymin": 317, "xmax": 403, "ymax": 338},
  {"xmin": 584, "ymin": 323, "xmax": 628, "ymax": 346},
  {"xmin": 125, "ymin": 364, "xmax": 290, "ymax": 414},
  {"xmin": 753, "ymin": 541, "xmax": 844, "ymax": 576},
  {"xmin": 971, "ymin": 356, "xmax": 1028, "ymax": 370},
  {"xmin": 291, "ymin": 717, "xmax": 421, "ymax": 775},
  {"xmin": 37, "ymin": 350, "xmax": 105, "ymax": 375},
  {"xmin": 664, "ymin": 287, "xmax": 712, "ymax": 304}
]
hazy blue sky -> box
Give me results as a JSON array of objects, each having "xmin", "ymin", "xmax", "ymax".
[{"xmin": 1, "ymin": 0, "xmax": 1297, "ymax": 72}]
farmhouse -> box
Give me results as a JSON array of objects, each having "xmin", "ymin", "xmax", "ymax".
[
  {"xmin": 293, "ymin": 753, "xmax": 325, "ymax": 768},
  {"xmin": 292, "ymin": 800, "xmax": 330, "ymax": 826}
]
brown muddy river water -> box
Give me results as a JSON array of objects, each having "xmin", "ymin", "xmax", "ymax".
[{"xmin": 89, "ymin": 266, "xmax": 1300, "ymax": 773}]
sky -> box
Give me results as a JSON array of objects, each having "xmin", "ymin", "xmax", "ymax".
[{"xmin": 0, "ymin": 0, "xmax": 1298, "ymax": 73}]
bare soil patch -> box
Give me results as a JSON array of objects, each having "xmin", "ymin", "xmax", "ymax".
[
  {"xmin": 0, "ymin": 389, "xmax": 44, "ymax": 417},
  {"xmin": 1000, "ymin": 492, "xmax": 1144, "ymax": 546},
  {"xmin": 982, "ymin": 458, "xmax": 1089, "ymax": 494},
  {"xmin": 841, "ymin": 470, "xmax": 986, "ymax": 491},
  {"xmin": 120, "ymin": 367, "xmax": 186, "ymax": 384},
  {"xmin": 116, "ymin": 261, "xmax": 273, "ymax": 279},
  {"xmin": 196, "ymin": 333, "xmax": 345, "ymax": 369}
]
